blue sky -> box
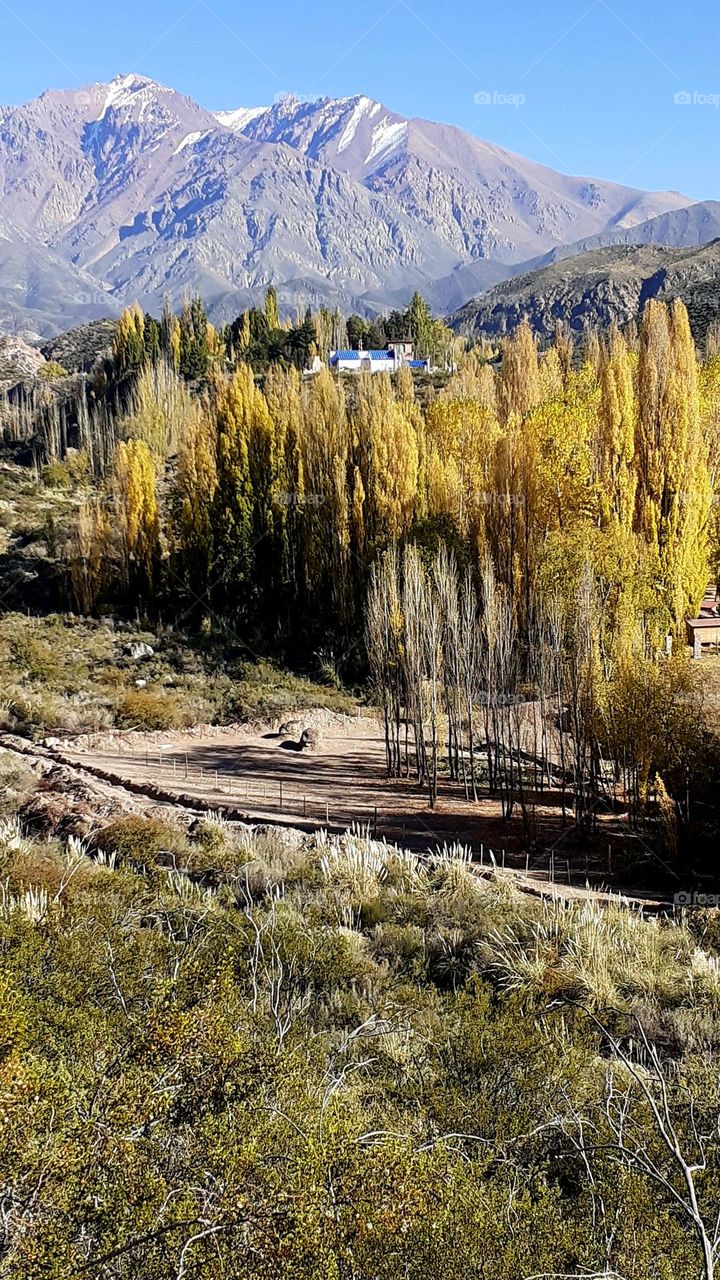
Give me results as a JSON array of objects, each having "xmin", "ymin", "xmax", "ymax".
[{"xmin": 1, "ymin": 0, "xmax": 718, "ymax": 199}]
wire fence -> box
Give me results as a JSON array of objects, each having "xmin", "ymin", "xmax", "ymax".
[
  {"xmin": 95, "ymin": 744, "xmax": 381, "ymax": 837},
  {"xmin": 82, "ymin": 742, "xmax": 625, "ymax": 891}
]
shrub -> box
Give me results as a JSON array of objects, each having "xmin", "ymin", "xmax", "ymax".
[
  {"xmin": 42, "ymin": 461, "xmax": 72, "ymax": 490},
  {"xmin": 37, "ymin": 361, "xmax": 68, "ymax": 380},
  {"xmin": 40, "ymin": 450, "xmax": 90, "ymax": 490},
  {"xmin": 65, "ymin": 449, "xmax": 91, "ymax": 486},
  {"xmin": 97, "ymin": 815, "xmax": 184, "ymax": 865},
  {"xmin": 191, "ymin": 815, "xmax": 232, "ymax": 859},
  {"xmin": 116, "ymin": 689, "xmax": 180, "ymax": 731}
]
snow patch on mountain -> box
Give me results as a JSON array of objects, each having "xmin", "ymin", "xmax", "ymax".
[
  {"xmin": 365, "ymin": 119, "xmax": 407, "ymax": 166},
  {"xmin": 215, "ymin": 106, "xmax": 268, "ymax": 133},
  {"xmin": 173, "ymin": 130, "xmax": 209, "ymax": 155},
  {"xmin": 337, "ymin": 97, "xmax": 378, "ymax": 152}
]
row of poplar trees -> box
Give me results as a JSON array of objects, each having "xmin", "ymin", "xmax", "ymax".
[
  {"xmin": 62, "ymin": 296, "xmax": 719, "ymax": 839},
  {"xmin": 69, "ymin": 296, "xmax": 717, "ymax": 654}
]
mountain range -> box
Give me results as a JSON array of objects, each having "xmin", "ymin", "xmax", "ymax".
[
  {"xmin": 449, "ymin": 240, "xmax": 720, "ymax": 343},
  {"xmin": 0, "ymin": 74, "xmax": 705, "ymax": 335}
]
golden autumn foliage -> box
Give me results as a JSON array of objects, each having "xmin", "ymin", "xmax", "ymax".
[
  {"xmin": 110, "ymin": 438, "xmax": 160, "ymax": 595},
  {"xmin": 66, "ymin": 299, "xmax": 718, "ymax": 653}
]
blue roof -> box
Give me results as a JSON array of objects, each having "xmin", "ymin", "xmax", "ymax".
[
  {"xmin": 408, "ymin": 359, "xmax": 428, "ymax": 368},
  {"xmin": 331, "ymin": 349, "xmax": 396, "ymax": 362}
]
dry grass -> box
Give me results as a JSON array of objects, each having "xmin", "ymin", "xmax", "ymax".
[
  {"xmin": 3, "ymin": 783, "xmax": 720, "ymax": 1041},
  {"xmin": 487, "ymin": 894, "xmax": 717, "ymax": 1012},
  {"xmin": 0, "ymin": 611, "xmax": 357, "ymax": 738}
]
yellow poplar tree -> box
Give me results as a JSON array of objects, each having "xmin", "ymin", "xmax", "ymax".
[
  {"xmin": 598, "ymin": 329, "xmax": 637, "ymax": 531},
  {"xmin": 498, "ymin": 321, "xmax": 541, "ymax": 426},
  {"xmin": 264, "ymin": 364, "xmax": 305, "ymax": 593},
  {"xmin": 213, "ymin": 364, "xmax": 256, "ymax": 591},
  {"xmin": 636, "ymin": 300, "xmax": 712, "ymax": 630},
  {"xmin": 302, "ymin": 367, "xmax": 352, "ymax": 616},
  {"xmin": 170, "ymin": 403, "xmax": 218, "ymax": 602},
  {"xmin": 354, "ymin": 373, "xmax": 419, "ymax": 546},
  {"xmin": 110, "ymin": 439, "xmax": 160, "ymax": 599},
  {"xmin": 113, "ymin": 303, "xmax": 145, "ymax": 375}
]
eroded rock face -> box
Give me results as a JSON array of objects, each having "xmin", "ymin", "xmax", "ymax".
[
  {"xmin": 0, "ymin": 76, "xmax": 692, "ymax": 332},
  {"xmin": 0, "ymin": 335, "xmax": 46, "ymax": 383},
  {"xmin": 449, "ymin": 241, "xmax": 720, "ymax": 344}
]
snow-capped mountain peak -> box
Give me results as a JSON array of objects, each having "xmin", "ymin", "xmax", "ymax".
[
  {"xmin": 0, "ymin": 74, "xmax": 697, "ymax": 336},
  {"xmin": 98, "ymin": 73, "xmax": 172, "ymax": 117}
]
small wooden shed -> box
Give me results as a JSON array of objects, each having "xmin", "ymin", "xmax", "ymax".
[{"xmin": 686, "ymin": 615, "xmax": 720, "ymax": 655}]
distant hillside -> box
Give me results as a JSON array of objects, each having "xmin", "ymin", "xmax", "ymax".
[
  {"xmin": 522, "ymin": 200, "xmax": 720, "ymax": 274},
  {"xmin": 40, "ymin": 319, "xmax": 117, "ymax": 373},
  {"xmin": 449, "ymin": 240, "xmax": 720, "ymax": 342}
]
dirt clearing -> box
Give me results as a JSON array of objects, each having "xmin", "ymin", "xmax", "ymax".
[{"xmin": 53, "ymin": 710, "xmax": 639, "ymax": 884}]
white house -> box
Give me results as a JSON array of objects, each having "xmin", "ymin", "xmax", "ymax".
[{"xmin": 329, "ymin": 343, "xmax": 430, "ymax": 374}]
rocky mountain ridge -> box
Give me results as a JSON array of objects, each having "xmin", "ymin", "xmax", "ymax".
[{"xmin": 0, "ymin": 74, "xmax": 698, "ymax": 334}]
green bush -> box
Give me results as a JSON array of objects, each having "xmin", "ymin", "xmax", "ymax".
[
  {"xmin": 37, "ymin": 360, "xmax": 68, "ymax": 380},
  {"xmin": 97, "ymin": 815, "xmax": 184, "ymax": 865},
  {"xmin": 191, "ymin": 816, "xmax": 232, "ymax": 859},
  {"xmin": 41, "ymin": 460, "xmax": 72, "ymax": 489}
]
